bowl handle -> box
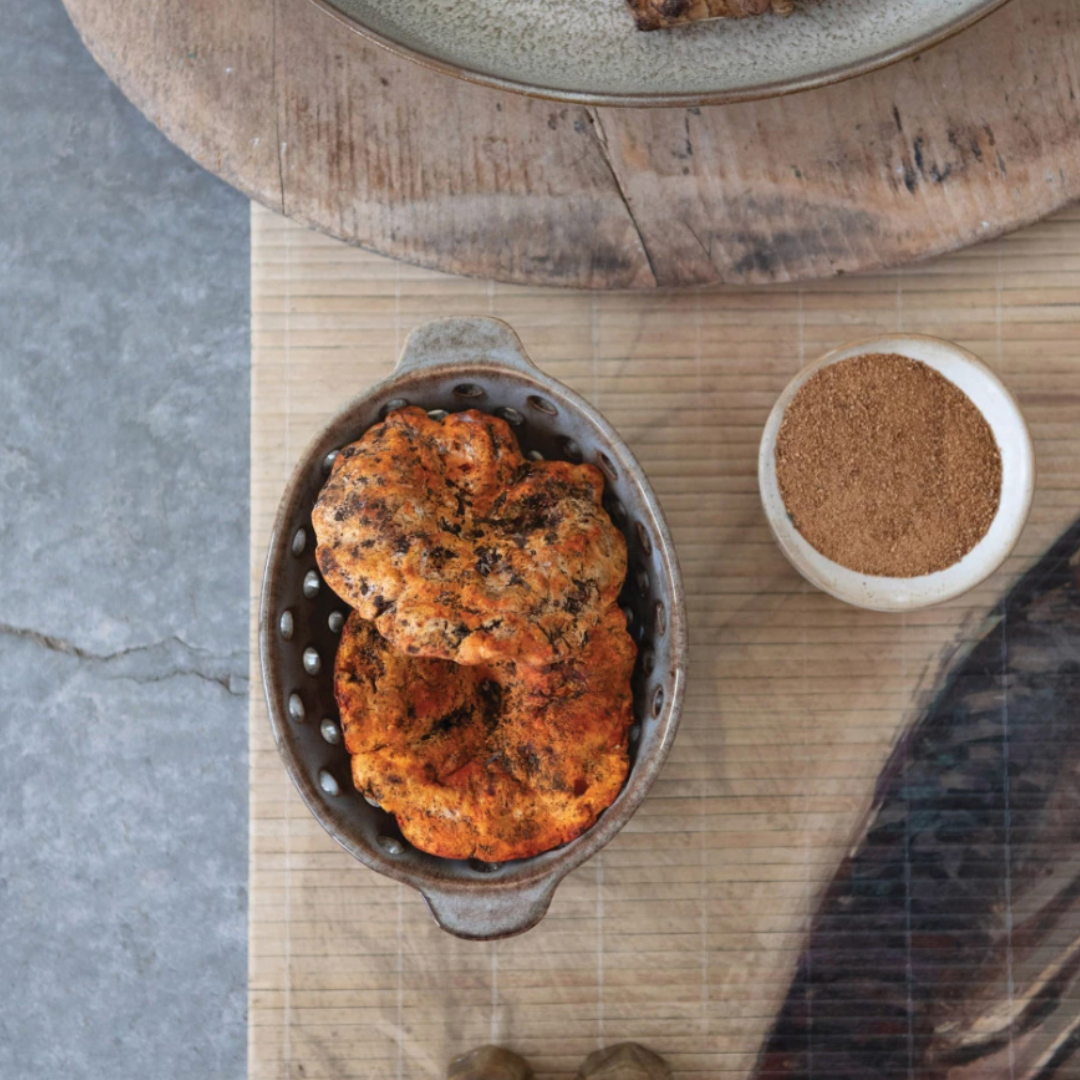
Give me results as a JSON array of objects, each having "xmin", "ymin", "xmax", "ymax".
[
  {"xmin": 420, "ymin": 876, "xmax": 560, "ymax": 941},
  {"xmin": 394, "ymin": 316, "xmax": 541, "ymax": 378}
]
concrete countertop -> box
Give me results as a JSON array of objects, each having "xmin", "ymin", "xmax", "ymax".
[{"xmin": 0, "ymin": 0, "xmax": 249, "ymax": 1075}]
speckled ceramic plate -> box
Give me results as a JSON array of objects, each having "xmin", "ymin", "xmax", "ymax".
[{"xmin": 309, "ymin": 0, "xmax": 1011, "ymax": 106}]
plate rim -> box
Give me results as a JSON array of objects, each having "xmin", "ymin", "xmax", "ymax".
[{"xmin": 304, "ymin": 0, "xmax": 1014, "ymax": 108}]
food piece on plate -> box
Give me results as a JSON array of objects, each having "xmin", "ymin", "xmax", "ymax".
[
  {"xmin": 335, "ymin": 606, "xmax": 636, "ymax": 862},
  {"xmin": 313, "ymin": 406, "xmax": 627, "ymax": 667},
  {"xmin": 627, "ymin": 0, "xmax": 794, "ymax": 31}
]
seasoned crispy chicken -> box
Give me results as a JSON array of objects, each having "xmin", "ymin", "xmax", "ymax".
[
  {"xmin": 335, "ymin": 607, "xmax": 636, "ymax": 862},
  {"xmin": 313, "ymin": 407, "xmax": 626, "ymax": 667},
  {"xmin": 628, "ymin": 0, "xmax": 794, "ymax": 31}
]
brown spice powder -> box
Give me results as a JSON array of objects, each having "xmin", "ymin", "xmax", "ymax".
[{"xmin": 774, "ymin": 353, "xmax": 1003, "ymax": 578}]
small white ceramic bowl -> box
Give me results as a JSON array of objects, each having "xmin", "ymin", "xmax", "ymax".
[{"xmin": 758, "ymin": 334, "xmax": 1035, "ymax": 612}]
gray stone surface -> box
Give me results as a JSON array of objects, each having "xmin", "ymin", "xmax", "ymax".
[{"xmin": 0, "ymin": 0, "xmax": 250, "ymax": 1076}]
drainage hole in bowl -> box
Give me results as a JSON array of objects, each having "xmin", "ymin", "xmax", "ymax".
[
  {"xmin": 328, "ymin": 610, "xmax": 346, "ymax": 634},
  {"xmin": 642, "ymin": 646, "xmax": 656, "ymax": 677},
  {"xmin": 560, "ymin": 436, "xmax": 583, "ymax": 463},
  {"xmin": 288, "ymin": 693, "xmax": 306, "ymax": 724},
  {"xmin": 636, "ymin": 570, "xmax": 650, "ymax": 597},
  {"xmin": 318, "ymin": 769, "xmax": 341, "ymax": 797},
  {"xmin": 303, "ymin": 570, "xmax": 321, "ymax": 599},
  {"xmin": 470, "ymin": 859, "xmax": 502, "ymax": 874},
  {"xmin": 454, "ymin": 383, "xmax": 487, "ymax": 401},
  {"xmin": 654, "ymin": 600, "xmax": 667, "ymax": 637},
  {"xmin": 652, "ymin": 685, "xmax": 665, "ymax": 719},
  {"xmin": 321, "ymin": 450, "xmax": 339, "ymax": 476},
  {"xmin": 303, "ymin": 647, "xmax": 322, "ymax": 676},
  {"xmin": 528, "ymin": 450, "xmax": 545, "ymax": 462},
  {"xmin": 378, "ymin": 834, "xmax": 406, "ymax": 856},
  {"xmin": 320, "ymin": 718, "xmax": 342, "ymax": 745},
  {"xmin": 598, "ymin": 453, "xmax": 619, "ymax": 482},
  {"xmin": 495, "ymin": 406, "xmax": 524, "ymax": 427},
  {"xmin": 528, "ymin": 395, "xmax": 558, "ymax": 417},
  {"xmin": 622, "ymin": 606, "xmax": 635, "ymax": 632},
  {"xmin": 380, "ymin": 398, "xmax": 409, "ymax": 419},
  {"xmin": 427, "ymin": 408, "xmax": 449, "ymax": 422},
  {"xmin": 636, "ymin": 522, "xmax": 653, "ymax": 557},
  {"xmin": 291, "ymin": 528, "xmax": 307, "ymax": 557},
  {"xmin": 279, "ymin": 610, "xmax": 295, "ymax": 641},
  {"xmin": 629, "ymin": 723, "xmax": 641, "ymax": 744},
  {"xmin": 608, "ymin": 498, "xmax": 627, "ymax": 528},
  {"xmin": 363, "ymin": 793, "xmax": 381, "ymax": 809}
]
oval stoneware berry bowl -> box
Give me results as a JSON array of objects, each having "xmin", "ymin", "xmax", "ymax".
[{"xmin": 260, "ymin": 316, "xmax": 687, "ymax": 940}]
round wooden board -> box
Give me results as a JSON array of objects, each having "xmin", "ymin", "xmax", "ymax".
[{"xmin": 64, "ymin": 0, "xmax": 1080, "ymax": 289}]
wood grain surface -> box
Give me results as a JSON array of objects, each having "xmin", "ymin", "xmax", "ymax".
[
  {"xmin": 249, "ymin": 203, "xmax": 1080, "ymax": 1079},
  {"xmin": 65, "ymin": 0, "xmax": 1080, "ymax": 289}
]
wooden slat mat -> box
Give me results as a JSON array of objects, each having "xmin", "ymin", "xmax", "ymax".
[{"xmin": 250, "ymin": 204, "xmax": 1080, "ymax": 1080}]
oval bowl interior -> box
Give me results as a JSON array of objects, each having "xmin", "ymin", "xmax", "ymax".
[
  {"xmin": 309, "ymin": 0, "xmax": 1011, "ymax": 107},
  {"xmin": 260, "ymin": 323, "xmax": 686, "ymax": 938}
]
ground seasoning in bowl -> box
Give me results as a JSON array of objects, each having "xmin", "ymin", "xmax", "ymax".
[
  {"xmin": 774, "ymin": 353, "xmax": 1003, "ymax": 578},
  {"xmin": 759, "ymin": 336, "xmax": 1033, "ymax": 612}
]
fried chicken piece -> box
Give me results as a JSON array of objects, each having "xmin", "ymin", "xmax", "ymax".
[
  {"xmin": 313, "ymin": 407, "xmax": 626, "ymax": 667},
  {"xmin": 628, "ymin": 0, "xmax": 794, "ymax": 31},
  {"xmin": 335, "ymin": 607, "xmax": 636, "ymax": 862}
]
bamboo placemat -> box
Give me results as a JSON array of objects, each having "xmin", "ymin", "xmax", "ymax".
[{"xmin": 250, "ymin": 203, "xmax": 1080, "ymax": 1080}]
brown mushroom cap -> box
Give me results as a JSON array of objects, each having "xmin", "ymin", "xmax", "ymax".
[
  {"xmin": 335, "ymin": 607, "xmax": 636, "ymax": 863},
  {"xmin": 313, "ymin": 407, "xmax": 627, "ymax": 668}
]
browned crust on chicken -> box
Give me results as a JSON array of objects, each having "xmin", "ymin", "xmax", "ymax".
[
  {"xmin": 628, "ymin": 0, "xmax": 794, "ymax": 31},
  {"xmin": 335, "ymin": 607, "xmax": 636, "ymax": 862},
  {"xmin": 313, "ymin": 407, "xmax": 627, "ymax": 667}
]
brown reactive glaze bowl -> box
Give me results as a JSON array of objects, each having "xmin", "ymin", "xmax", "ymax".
[{"xmin": 260, "ymin": 317, "xmax": 687, "ymax": 940}]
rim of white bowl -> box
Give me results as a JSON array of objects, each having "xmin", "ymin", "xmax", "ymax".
[{"xmin": 758, "ymin": 334, "xmax": 1036, "ymax": 612}]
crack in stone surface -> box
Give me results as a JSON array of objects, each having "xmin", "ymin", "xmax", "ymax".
[
  {"xmin": 0, "ymin": 620, "xmax": 247, "ymax": 697},
  {"xmin": 115, "ymin": 669, "xmax": 247, "ymax": 697}
]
